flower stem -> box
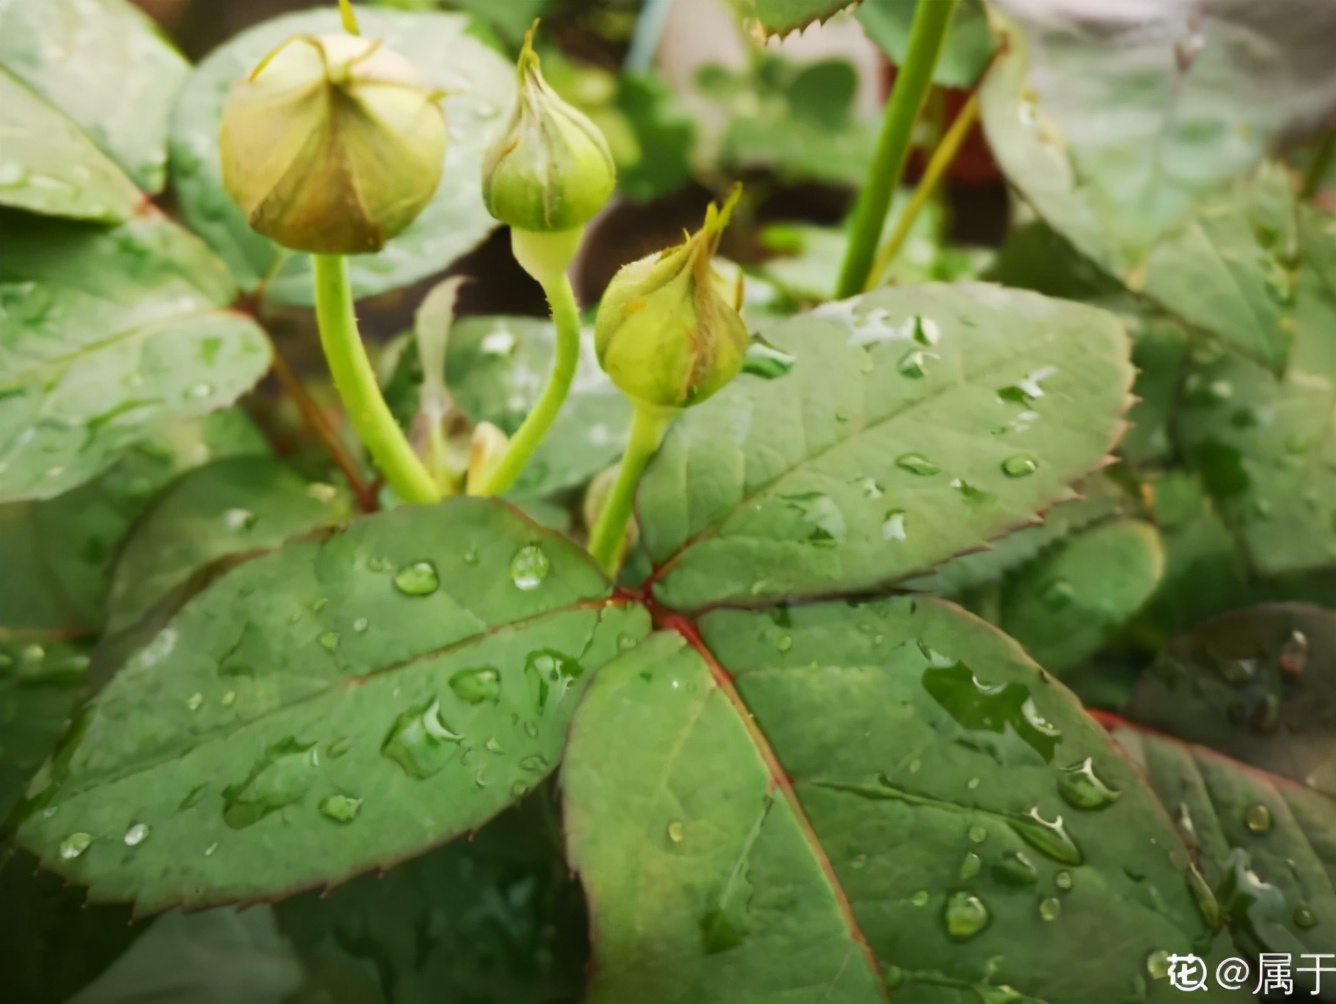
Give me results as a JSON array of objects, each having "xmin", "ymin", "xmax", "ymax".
[
  {"xmin": 865, "ymin": 90, "xmax": 979, "ymax": 290},
  {"xmin": 312, "ymin": 254, "xmax": 440, "ymax": 505},
  {"xmin": 588, "ymin": 405, "xmax": 671, "ymax": 575},
  {"xmin": 473, "ymin": 269, "xmax": 582, "ymax": 497},
  {"xmin": 834, "ymin": 0, "xmax": 958, "ymax": 300}
]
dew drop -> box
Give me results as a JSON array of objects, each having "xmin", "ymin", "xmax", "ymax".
[
  {"xmin": 897, "ymin": 349, "xmax": 938, "ymax": 379},
  {"xmin": 484, "ymin": 737, "xmax": 505, "ymax": 755},
  {"xmin": 967, "ymin": 824, "xmax": 988, "ymax": 844},
  {"xmin": 510, "ymin": 544, "xmax": 550, "ymax": 590},
  {"xmin": 1041, "ymin": 578, "xmax": 1075, "ymax": 610},
  {"xmin": 381, "ymin": 699, "xmax": 461, "ymax": 779},
  {"xmin": 525, "ymin": 649, "xmax": 584, "ymax": 712},
  {"xmin": 1057, "ymin": 757, "xmax": 1120, "ymax": 810},
  {"xmin": 204, "ymin": 842, "xmax": 219, "ymax": 857},
  {"xmin": 123, "ymin": 822, "xmax": 150, "ymax": 847},
  {"xmin": 352, "ymin": 617, "xmax": 369, "ymax": 634},
  {"xmin": 1038, "ymin": 897, "xmax": 1061, "ymax": 922},
  {"xmin": 944, "ymin": 891, "xmax": 990, "ymax": 941},
  {"xmin": 775, "ymin": 634, "xmax": 793, "ymax": 653},
  {"xmin": 1055, "ymin": 870, "xmax": 1073, "ymax": 891},
  {"xmin": 449, "ymin": 666, "xmax": 502, "ymax": 704},
  {"xmin": 881, "ymin": 509, "xmax": 908, "ymax": 541},
  {"xmin": 222, "ymin": 738, "xmax": 319, "ymax": 828},
  {"xmin": 959, "ymin": 851, "xmax": 982, "ymax": 879},
  {"xmin": 318, "ymin": 631, "xmax": 341, "ymax": 651},
  {"xmin": 1010, "ymin": 808, "xmax": 1082, "ymax": 864},
  {"xmin": 59, "ymin": 832, "xmax": 93, "ymax": 860},
  {"xmin": 186, "ymin": 692, "xmax": 203, "ymax": 711},
  {"xmin": 896, "ymin": 452, "xmax": 940, "ymax": 476},
  {"xmin": 910, "ymin": 889, "xmax": 930, "ymax": 907},
  {"xmin": 994, "ymin": 851, "xmax": 1039, "ymax": 886},
  {"xmin": 668, "ymin": 821, "xmax": 684, "ymax": 843},
  {"xmin": 1243, "ymin": 802, "xmax": 1273, "ymax": 834},
  {"xmin": 1002, "ymin": 454, "xmax": 1039, "ymax": 478},
  {"xmin": 393, "ymin": 561, "xmax": 440, "ymax": 597},
  {"xmin": 1146, "ymin": 949, "xmax": 1170, "ymax": 980},
  {"xmin": 1294, "ymin": 906, "xmax": 1318, "ymax": 929},
  {"xmin": 223, "ymin": 508, "xmax": 257, "ymax": 532},
  {"xmin": 318, "ymin": 794, "xmax": 362, "ymax": 823}
]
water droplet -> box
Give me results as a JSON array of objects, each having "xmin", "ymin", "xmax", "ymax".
[
  {"xmin": 896, "ymin": 452, "xmax": 940, "ymax": 476},
  {"xmin": 1243, "ymin": 803, "xmax": 1273, "ymax": 834},
  {"xmin": 999, "ymin": 366, "xmax": 1059, "ymax": 403},
  {"xmin": 1041, "ymin": 578, "xmax": 1075, "ymax": 610},
  {"xmin": 393, "ymin": 561, "xmax": 440, "ymax": 596},
  {"xmin": 463, "ymin": 544, "xmax": 480, "ymax": 565},
  {"xmin": 508, "ymin": 779, "xmax": 528, "ymax": 798},
  {"xmin": 881, "ymin": 509, "xmax": 908, "ymax": 541},
  {"xmin": 944, "ymin": 891, "xmax": 990, "ymax": 941},
  {"xmin": 967, "ymin": 825, "xmax": 988, "ymax": 844},
  {"xmin": 352, "ymin": 617, "xmax": 369, "ymax": 633},
  {"xmin": 910, "ymin": 889, "xmax": 930, "ymax": 907},
  {"xmin": 1055, "ymin": 870, "xmax": 1073, "ymax": 891},
  {"xmin": 123, "ymin": 823, "xmax": 150, "ymax": 847},
  {"xmin": 1146, "ymin": 949, "xmax": 1170, "ymax": 980},
  {"xmin": 484, "ymin": 737, "xmax": 505, "ymax": 755},
  {"xmin": 318, "ymin": 794, "xmax": 362, "ymax": 823},
  {"xmin": 381, "ymin": 699, "xmax": 461, "ymax": 779},
  {"xmin": 617, "ymin": 633, "xmax": 638, "ymax": 651},
  {"xmin": 897, "ymin": 349, "xmax": 938, "ymax": 379},
  {"xmin": 967, "ymin": 777, "xmax": 980, "ymax": 790},
  {"xmin": 59, "ymin": 832, "xmax": 93, "ymax": 860},
  {"xmin": 1294, "ymin": 906, "xmax": 1318, "ymax": 929},
  {"xmin": 223, "ymin": 508, "xmax": 257, "ymax": 531},
  {"xmin": 950, "ymin": 478, "xmax": 994, "ymax": 504},
  {"xmin": 922, "ymin": 662, "xmax": 1062, "ymax": 761},
  {"xmin": 1278, "ymin": 629, "xmax": 1307, "ymax": 677},
  {"xmin": 959, "ymin": 851, "xmax": 982, "ymax": 879},
  {"xmin": 668, "ymin": 821, "xmax": 684, "ymax": 843},
  {"xmin": 449, "ymin": 666, "xmax": 501, "ymax": 704},
  {"xmin": 318, "ymin": 631, "xmax": 341, "ymax": 651},
  {"xmin": 510, "ymin": 545, "xmax": 550, "ymax": 590},
  {"xmin": 223, "ymin": 738, "xmax": 318, "ymax": 828},
  {"xmin": 775, "ymin": 634, "xmax": 793, "ymax": 653},
  {"xmin": 994, "ymin": 851, "xmax": 1038, "ymax": 886},
  {"xmin": 1057, "ymin": 757, "xmax": 1120, "ymax": 810},
  {"xmin": 780, "ymin": 492, "xmax": 846, "ymax": 546},
  {"xmin": 186, "ymin": 692, "xmax": 203, "ymax": 711},
  {"xmin": 204, "ymin": 841, "xmax": 219, "ymax": 856},
  {"xmin": 857, "ymin": 477, "xmax": 883, "ymax": 500},
  {"xmin": 221, "ymin": 691, "xmax": 236, "ymax": 707},
  {"xmin": 187, "ymin": 382, "xmax": 213, "ymax": 399},
  {"xmin": 740, "ymin": 341, "xmax": 796, "ymax": 378},
  {"xmin": 1002, "ymin": 454, "xmax": 1039, "ymax": 478},
  {"xmin": 525, "ymin": 649, "xmax": 584, "ymax": 712},
  {"xmin": 1009, "ymin": 808, "xmax": 1082, "ymax": 865},
  {"xmin": 519, "ymin": 753, "xmax": 548, "ymax": 773},
  {"xmin": 1038, "ymin": 896, "xmax": 1061, "ymax": 922}
]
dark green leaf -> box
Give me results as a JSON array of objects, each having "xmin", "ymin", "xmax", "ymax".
[
  {"xmin": 999, "ymin": 519, "xmax": 1164, "ymax": 674},
  {"xmin": 564, "ymin": 599, "xmax": 1247, "ymax": 1002},
  {"xmin": 0, "ymin": 411, "xmax": 268, "ymax": 635},
  {"xmin": 0, "ymin": 637, "xmax": 89, "ymax": 821},
  {"xmin": 1125, "ymin": 604, "xmax": 1334, "ymax": 797},
  {"xmin": 616, "ymin": 73, "xmax": 697, "ymax": 203},
  {"xmin": 0, "ymin": 0, "xmax": 188, "ymax": 193},
  {"xmin": 0, "ymin": 212, "xmax": 271, "ymax": 503},
  {"xmin": 169, "ymin": 8, "xmax": 514, "ymax": 306},
  {"xmin": 856, "ymin": 0, "xmax": 996, "ymax": 89},
  {"xmin": 639, "ymin": 284, "xmax": 1133, "ymax": 610},
  {"xmin": 106, "ymin": 457, "xmax": 352, "ymax": 632},
  {"xmin": 17, "ymin": 499, "xmax": 648, "ymax": 913}
]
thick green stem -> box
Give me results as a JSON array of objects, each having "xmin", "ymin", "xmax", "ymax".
[
  {"xmin": 588, "ymin": 405, "xmax": 672, "ymax": 575},
  {"xmin": 312, "ymin": 254, "xmax": 440, "ymax": 505},
  {"xmin": 474, "ymin": 270, "xmax": 582, "ymax": 496},
  {"xmin": 834, "ymin": 0, "xmax": 958, "ymax": 299},
  {"xmin": 1301, "ymin": 129, "xmax": 1335, "ymax": 200},
  {"xmin": 866, "ymin": 91, "xmax": 979, "ymax": 290}
]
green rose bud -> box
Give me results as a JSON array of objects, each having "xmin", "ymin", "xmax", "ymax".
[
  {"xmin": 482, "ymin": 25, "xmax": 616, "ymax": 235},
  {"xmin": 219, "ymin": 33, "xmax": 446, "ymax": 255},
  {"xmin": 595, "ymin": 188, "xmax": 749, "ymax": 411}
]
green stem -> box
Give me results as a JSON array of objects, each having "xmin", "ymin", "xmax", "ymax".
[
  {"xmin": 474, "ymin": 271, "xmax": 583, "ymax": 496},
  {"xmin": 834, "ymin": 0, "xmax": 958, "ymax": 300},
  {"xmin": 588, "ymin": 405, "xmax": 671, "ymax": 575},
  {"xmin": 312, "ymin": 254, "xmax": 440, "ymax": 505},
  {"xmin": 1300, "ymin": 129, "xmax": 1335, "ymax": 200},
  {"xmin": 866, "ymin": 91, "xmax": 979, "ymax": 290}
]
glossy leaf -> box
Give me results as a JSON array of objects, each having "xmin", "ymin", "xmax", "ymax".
[
  {"xmin": 856, "ymin": 0, "xmax": 995, "ymax": 89},
  {"xmin": 1125, "ymin": 604, "xmax": 1334, "ymax": 797},
  {"xmin": 278, "ymin": 794, "xmax": 588, "ymax": 1004},
  {"xmin": 0, "ymin": 0, "xmax": 189, "ymax": 193},
  {"xmin": 107, "ymin": 457, "xmax": 352, "ymax": 632},
  {"xmin": 1173, "ymin": 204, "xmax": 1336, "ymax": 576},
  {"xmin": 0, "ymin": 411, "xmax": 268, "ymax": 635},
  {"xmin": 169, "ymin": 8, "xmax": 514, "ymax": 306},
  {"xmin": 733, "ymin": 0, "xmax": 858, "ymax": 36},
  {"xmin": 0, "ymin": 212, "xmax": 271, "ymax": 503},
  {"xmin": 0, "ymin": 69, "xmax": 140, "ymax": 221},
  {"xmin": 16, "ymin": 499, "xmax": 649, "ymax": 913},
  {"xmin": 1110, "ymin": 721, "xmax": 1336, "ymax": 990},
  {"xmin": 565, "ymin": 599, "xmax": 1245, "ymax": 1003},
  {"xmin": 639, "ymin": 284, "xmax": 1133, "ymax": 610},
  {"xmin": 999, "ymin": 519, "xmax": 1164, "ymax": 674},
  {"xmin": 0, "ymin": 638, "xmax": 88, "ymax": 821}
]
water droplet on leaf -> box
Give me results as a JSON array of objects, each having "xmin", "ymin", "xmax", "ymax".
[
  {"xmin": 1057, "ymin": 757, "xmax": 1120, "ymax": 810},
  {"xmin": 381, "ymin": 700, "xmax": 461, "ymax": 779},
  {"xmin": 1038, "ymin": 897, "xmax": 1061, "ymax": 921},
  {"xmin": 510, "ymin": 545, "xmax": 550, "ymax": 590},
  {"xmin": 123, "ymin": 823, "xmax": 150, "ymax": 847},
  {"xmin": 222, "ymin": 738, "xmax": 318, "ymax": 828},
  {"xmin": 1002, "ymin": 454, "xmax": 1038, "ymax": 478},
  {"xmin": 1243, "ymin": 803, "xmax": 1273, "ymax": 834},
  {"xmin": 60, "ymin": 832, "xmax": 93, "ymax": 860},
  {"xmin": 896, "ymin": 452, "xmax": 940, "ymax": 476},
  {"xmin": 450, "ymin": 666, "xmax": 502, "ymax": 704},
  {"xmin": 944, "ymin": 891, "xmax": 990, "ymax": 941},
  {"xmin": 318, "ymin": 794, "xmax": 362, "ymax": 823},
  {"xmin": 393, "ymin": 561, "xmax": 440, "ymax": 596}
]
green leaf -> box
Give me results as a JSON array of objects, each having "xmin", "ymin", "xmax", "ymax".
[
  {"xmin": 856, "ymin": 0, "xmax": 996, "ymax": 89},
  {"xmin": 564, "ymin": 599, "xmax": 1246, "ymax": 1003},
  {"xmin": 1124, "ymin": 604, "xmax": 1334, "ymax": 798},
  {"xmin": 0, "ymin": 69, "xmax": 140, "ymax": 222},
  {"xmin": 1173, "ymin": 205, "xmax": 1336, "ymax": 577},
  {"xmin": 0, "ymin": 212, "xmax": 272, "ymax": 503},
  {"xmin": 169, "ymin": 8, "xmax": 514, "ymax": 306},
  {"xmin": 979, "ymin": 5, "xmax": 1322, "ymax": 370},
  {"xmin": 616, "ymin": 73, "xmax": 697, "ymax": 203},
  {"xmin": 278, "ymin": 794, "xmax": 588, "ymax": 1004},
  {"xmin": 733, "ymin": 0, "xmax": 858, "ymax": 36},
  {"xmin": 106, "ymin": 457, "xmax": 353, "ymax": 632},
  {"xmin": 16, "ymin": 499, "xmax": 649, "ymax": 913},
  {"xmin": 639, "ymin": 284, "xmax": 1134, "ymax": 610},
  {"xmin": 999, "ymin": 519, "xmax": 1164, "ymax": 674},
  {"xmin": 0, "ymin": 411, "xmax": 268, "ymax": 635},
  {"xmin": 0, "ymin": 638, "xmax": 89, "ymax": 821},
  {"xmin": 1110, "ymin": 721, "xmax": 1336, "ymax": 986},
  {"xmin": 0, "ymin": 0, "xmax": 188, "ymax": 193}
]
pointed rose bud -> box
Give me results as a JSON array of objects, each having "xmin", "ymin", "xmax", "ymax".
[
  {"xmin": 482, "ymin": 25, "xmax": 615, "ymax": 237},
  {"xmin": 219, "ymin": 33, "xmax": 446, "ymax": 255},
  {"xmin": 594, "ymin": 188, "xmax": 749, "ymax": 411}
]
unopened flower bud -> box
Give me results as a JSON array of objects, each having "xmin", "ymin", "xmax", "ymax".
[
  {"xmin": 482, "ymin": 26, "xmax": 615, "ymax": 235},
  {"xmin": 220, "ymin": 33, "xmax": 446, "ymax": 255},
  {"xmin": 595, "ymin": 188, "xmax": 749, "ymax": 410}
]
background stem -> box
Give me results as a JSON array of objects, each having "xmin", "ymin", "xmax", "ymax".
[
  {"xmin": 474, "ymin": 272, "xmax": 583, "ymax": 496},
  {"xmin": 588, "ymin": 406, "xmax": 671, "ymax": 575},
  {"xmin": 834, "ymin": 0, "xmax": 958, "ymax": 299},
  {"xmin": 312, "ymin": 254, "xmax": 440, "ymax": 505}
]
